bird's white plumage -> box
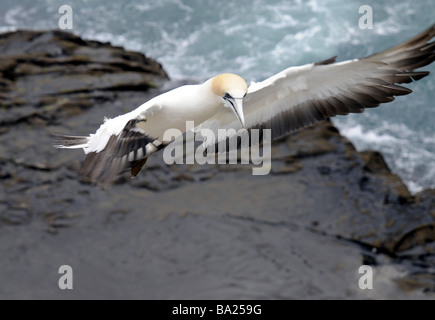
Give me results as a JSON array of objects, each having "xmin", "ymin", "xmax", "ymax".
[
  {"xmin": 83, "ymin": 103, "xmax": 161, "ymax": 154},
  {"xmin": 77, "ymin": 80, "xmax": 224, "ymax": 154}
]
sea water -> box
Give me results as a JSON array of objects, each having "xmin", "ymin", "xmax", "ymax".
[{"xmin": 1, "ymin": 0, "xmax": 434, "ymax": 193}]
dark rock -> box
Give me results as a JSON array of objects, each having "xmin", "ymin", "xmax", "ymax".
[{"xmin": 0, "ymin": 30, "xmax": 168, "ymax": 127}]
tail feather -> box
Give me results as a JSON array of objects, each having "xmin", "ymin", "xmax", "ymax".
[{"xmin": 52, "ymin": 133, "xmax": 89, "ymax": 149}]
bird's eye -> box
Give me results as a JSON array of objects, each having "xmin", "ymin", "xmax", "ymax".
[{"xmin": 224, "ymin": 92, "xmax": 232, "ymax": 99}]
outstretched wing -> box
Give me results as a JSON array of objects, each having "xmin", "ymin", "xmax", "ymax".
[
  {"xmin": 54, "ymin": 104, "xmax": 165, "ymax": 187},
  {"xmin": 79, "ymin": 119, "xmax": 165, "ymax": 187},
  {"xmin": 198, "ymin": 24, "xmax": 435, "ymax": 149}
]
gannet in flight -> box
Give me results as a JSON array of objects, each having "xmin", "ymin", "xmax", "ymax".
[{"xmin": 55, "ymin": 25, "xmax": 435, "ymax": 187}]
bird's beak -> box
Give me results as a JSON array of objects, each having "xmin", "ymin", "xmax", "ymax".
[{"xmin": 231, "ymin": 98, "xmax": 245, "ymax": 128}]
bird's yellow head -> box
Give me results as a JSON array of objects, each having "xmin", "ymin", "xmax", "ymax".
[{"xmin": 211, "ymin": 73, "xmax": 248, "ymax": 127}]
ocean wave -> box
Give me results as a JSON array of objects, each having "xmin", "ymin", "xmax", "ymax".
[{"xmin": 334, "ymin": 116, "xmax": 435, "ymax": 194}]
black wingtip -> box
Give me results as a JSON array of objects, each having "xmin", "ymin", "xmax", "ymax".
[
  {"xmin": 314, "ymin": 56, "xmax": 338, "ymax": 66},
  {"xmin": 130, "ymin": 157, "xmax": 149, "ymax": 177}
]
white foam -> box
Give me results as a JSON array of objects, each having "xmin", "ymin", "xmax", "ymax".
[
  {"xmin": 5, "ymin": 6, "xmax": 24, "ymax": 25},
  {"xmin": 0, "ymin": 25, "xmax": 17, "ymax": 33},
  {"xmin": 340, "ymin": 123, "xmax": 398, "ymax": 144},
  {"xmin": 335, "ymin": 115, "xmax": 435, "ymax": 194}
]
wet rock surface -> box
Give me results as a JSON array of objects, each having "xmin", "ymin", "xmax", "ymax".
[{"xmin": 0, "ymin": 30, "xmax": 434, "ymax": 299}]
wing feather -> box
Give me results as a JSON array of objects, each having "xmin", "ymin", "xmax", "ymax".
[
  {"xmin": 197, "ymin": 24, "xmax": 435, "ymax": 149},
  {"xmin": 55, "ymin": 102, "xmax": 165, "ymax": 187},
  {"xmin": 79, "ymin": 119, "xmax": 166, "ymax": 187}
]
